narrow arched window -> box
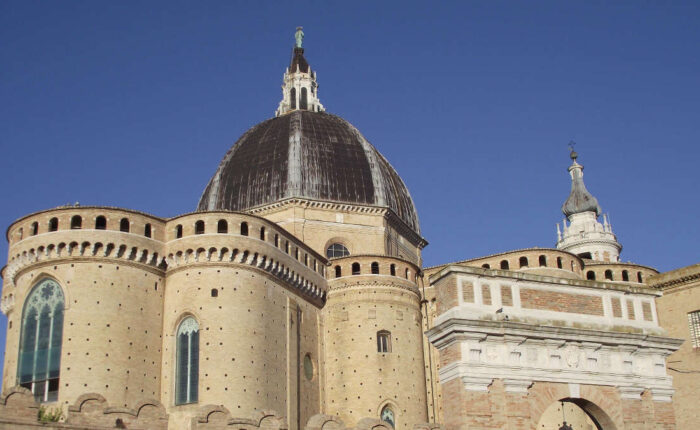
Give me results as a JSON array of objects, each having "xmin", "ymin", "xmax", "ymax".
[
  {"xmin": 352, "ymin": 262, "xmax": 361, "ymax": 275},
  {"xmin": 326, "ymin": 243, "xmax": 349, "ymax": 258},
  {"xmin": 335, "ymin": 265, "xmax": 341, "ymax": 278},
  {"xmin": 622, "ymin": 270, "xmax": 629, "ymax": 282},
  {"xmin": 194, "ymin": 221, "xmax": 205, "ymax": 235},
  {"xmin": 290, "ymin": 88, "xmax": 297, "ymax": 109},
  {"xmin": 381, "ymin": 405, "xmax": 395, "ymax": 428},
  {"xmin": 500, "ymin": 260, "xmax": 509, "ymax": 270},
  {"xmin": 390, "ymin": 264, "xmax": 396, "ymax": 276},
  {"xmin": 482, "ymin": 263, "xmax": 490, "ymax": 269},
  {"xmin": 31, "ymin": 222, "xmax": 39, "ymax": 236},
  {"xmin": 637, "ymin": 272, "xmax": 643, "ymax": 283},
  {"xmin": 217, "ymin": 220, "xmax": 228, "ymax": 234},
  {"xmin": 538, "ymin": 255, "xmax": 546, "ymax": 267},
  {"xmin": 144, "ymin": 223, "xmax": 152, "ymax": 238},
  {"xmin": 70, "ymin": 215, "xmax": 82, "ymax": 229},
  {"xmin": 274, "ymin": 234, "xmax": 279, "ymax": 247},
  {"xmin": 210, "ymin": 288, "xmax": 218, "ymax": 297},
  {"xmin": 519, "ymin": 257, "xmax": 529, "ymax": 268},
  {"xmin": 175, "ymin": 317, "xmax": 199, "ymax": 405},
  {"xmin": 48, "ymin": 218, "xmax": 58, "ymax": 232},
  {"xmin": 587, "ymin": 271, "xmax": 596, "ymax": 280},
  {"xmin": 95, "ymin": 216, "xmax": 107, "ymax": 230},
  {"xmin": 285, "ymin": 241, "xmax": 290, "ymax": 254},
  {"xmin": 295, "ymin": 248, "xmax": 299, "ymax": 260},
  {"xmin": 300, "ymin": 87, "xmax": 308, "ymax": 110},
  {"xmin": 371, "ymin": 262, "xmax": 379, "ymax": 274},
  {"xmin": 405, "ymin": 268, "xmax": 410, "ymax": 279},
  {"xmin": 377, "ymin": 330, "xmax": 391, "ymax": 353},
  {"xmin": 557, "ymin": 257, "xmax": 563, "ymax": 269},
  {"xmin": 240, "ymin": 222, "xmax": 248, "ymax": 236},
  {"xmin": 175, "ymin": 224, "xmax": 183, "ymax": 239},
  {"xmin": 18, "ymin": 278, "xmax": 64, "ymax": 403},
  {"xmin": 120, "ymin": 218, "xmax": 130, "ymax": 232},
  {"xmin": 260, "ymin": 227, "xmax": 266, "ymax": 241},
  {"xmin": 605, "ymin": 270, "xmax": 613, "ymax": 280}
]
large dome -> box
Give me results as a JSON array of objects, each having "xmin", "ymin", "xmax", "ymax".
[{"xmin": 197, "ymin": 110, "xmax": 420, "ymax": 233}]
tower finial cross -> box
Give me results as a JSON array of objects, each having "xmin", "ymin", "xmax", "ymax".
[{"xmin": 568, "ymin": 140, "xmax": 578, "ymax": 160}]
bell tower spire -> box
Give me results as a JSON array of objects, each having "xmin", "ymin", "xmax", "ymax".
[
  {"xmin": 275, "ymin": 27, "xmax": 325, "ymax": 117},
  {"xmin": 556, "ymin": 144, "xmax": 622, "ymax": 262}
]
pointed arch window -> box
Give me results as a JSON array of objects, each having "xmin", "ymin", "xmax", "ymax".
[
  {"xmin": 290, "ymin": 88, "xmax": 297, "ymax": 110},
  {"xmin": 300, "ymin": 87, "xmax": 308, "ymax": 110},
  {"xmin": 18, "ymin": 278, "xmax": 65, "ymax": 403},
  {"xmin": 380, "ymin": 405, "xmax": 395, "ymax": 428},
  {"xmin": 175, "ymin": 316, "xmax": 199, "ymax": 405}
]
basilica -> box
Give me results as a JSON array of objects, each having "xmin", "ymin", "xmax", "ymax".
[{"xmin": 1, "ymin": 32, "xmax": 698, "ymax": 430}]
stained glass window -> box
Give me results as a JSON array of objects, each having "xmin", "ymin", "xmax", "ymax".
[
  {"xmin": 18, "ymin": 278, "xmax": 64, "ymax": 403},
  {"xmin": 175, "ymin": 317, "xmax": 199, "ymax": 405}
]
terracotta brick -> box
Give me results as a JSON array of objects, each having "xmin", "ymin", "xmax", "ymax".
[{"xmin": 520, "ymin": 288, "xmax": 604, "ymax": 316}]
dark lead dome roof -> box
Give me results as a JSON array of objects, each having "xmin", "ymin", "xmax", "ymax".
[{"xmin": 197, "ymin": 110, "xmax": 421, "ymax": 233}]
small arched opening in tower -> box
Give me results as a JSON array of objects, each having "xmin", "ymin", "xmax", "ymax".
[
  {"xmin": 622, "ymin": 270, "xmax": 629, "ymax": 282},
  {"xmin": 144, "ymin": 223, "xmax": 152, "ymax": 238},
  {"xmin": 637, "ymin": 272, "xmax": 644, "ymax": 283},
  {"xmin": 352, "ymin": 262, "xmax": 361, "ymax": 275},
  {"xmin": 260, "ymin": 226, "xmax": 266, "ymax": 241},
  {"xmin": 556, "ymin": 257, "xmax": 563, "ymax": 269},
  {"xmin": 371, "ymin": 262, "xmax": 379, "ymax": 274},
  {"xmin": 605, "ymin": 270, "xmax": 613, "ymax": 281},
  {"xmin": 587, "ymin": 271, "xmax": 596, "ymax": 281},
  {"xmin": 300, "ymin": 87, "xmax": 308, "ymax": 110},
  {"xmin": 217, "ymin": 219, "xmax": 228, "ymax": 234},
  {"xmin": 390, "ymin": 264, "xmax": 396, "ymax": 276},
  {"xmin": 195, "ymin": 220, "xmax": 205, "ymax": 235},
  {"xmin": 334, "ymin": 265, "xmax": 341, "ymax": 278},
  {"xmin": 70, "ymin": 215, "xmax": 82, "ymax": 230},
  {"xmin": 290, "ymin": 88, "xmax": 296, "ymax": 109},
  {"xmin": 49, "ymin": 217, "xmax": 59, "ymax": 232},
  {"xmin": 538, "ymin": 255, "xmax": 547, "ymax": 267},
  {"xmin": 500, "ymin": 260, "xmax": 509, "ymax": 270},
  {"xmin": 30, "ymin": 222, "xmax": 38, "ymax": 236},
  {"xmin": 240, "ymin": 222, "xmax": 248, "ymax": 236},
  {"xmin": 120, "ymin": 218, "xmax": 130, "ymax": 233},
  {"xmin": 482, "ymin": 263, "xmax": 490, "ymax": 269},
  {"xmin": 519, "ymin": 257, "xmax": 529, "ymax": 268},
  {"xmin": 95, "ymin": 216, "xmax": 107, "ymax": 230},
  {"xmin": 175, "ymin": 224, "xmax": 183, "ymax": 238}
]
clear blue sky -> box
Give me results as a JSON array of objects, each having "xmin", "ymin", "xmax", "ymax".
[{"xmin": 1, "ymin": 1, "xmax": 698, "ymax": 380}]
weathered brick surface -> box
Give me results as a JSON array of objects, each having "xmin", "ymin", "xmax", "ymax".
[
  {"xmin": 500, "ymin": 285, "xmax": 513, "ymax": 306},
  {"xmin": 435, "ymin": 277, "xmax": 459, "ymax": 313},
  {"xmin": 611, "ymin": 296, "xmax": 622, "ymax": 317},
  {"xmin": 627, "ymin": 299, "xmax": 636, "ymax": 319},
  {"xmin": 642, "ymin": 301, "xmax": 653, "ymax": 321},
  {"xmin": 481, "ymin": 285, "xmax": 491, "ymax": 305},
  {"xmin": 462, "ymin": 282, "xmax": 474, "ymax": 303},
  {"xmin": 520, "ymin": 288, "xmax": 604, "ymax": 315}
]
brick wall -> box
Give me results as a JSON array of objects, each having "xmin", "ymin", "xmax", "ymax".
[{"xmin": 520, "ymin": 289, "xmax": 604, "ymax": 316}]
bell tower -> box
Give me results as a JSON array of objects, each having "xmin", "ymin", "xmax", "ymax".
[{"xmin": 556, "ymin": 145, "xmax": 621, "ymax": 262}]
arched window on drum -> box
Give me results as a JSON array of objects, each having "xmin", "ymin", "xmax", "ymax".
[
  {"xmin": 175, "ymin": 316, "xmax": 200, "ymax": 405},
  {"xmin": 18, "ymin": 278, "xmax": 65, "ymax": 402},
  {"xmin": 326, "ymin": 243, "xmax": 349, "ymax": 259}
]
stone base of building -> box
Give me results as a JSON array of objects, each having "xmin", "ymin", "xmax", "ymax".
[
  {"xmin": 0, "ymin": 386, "xmax": 444, "ymax": 430},
  {"xmin": 441, "ymin": 379, "xmax": 676, "ymax": 430}
]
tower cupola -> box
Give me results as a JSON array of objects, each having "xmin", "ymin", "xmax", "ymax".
[
  {"xmin": 275, "ymin": 27, "xmax": 325, "ymax": 116},
  {"xmin": 556, "ymin": 145, "xmax": 622, "ymax": 262}
]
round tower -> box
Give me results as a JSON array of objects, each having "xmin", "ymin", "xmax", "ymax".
[
  {"xmin": 323, "ymin": 256, "xmax": 427, "ymax": 430},
  {"xmin": 2, "ymin": 207, "xmax": 166, "ymax": 408},
  {"xmin": 556, "ymin": 147, "xmax": 622, "ymax": 262}
]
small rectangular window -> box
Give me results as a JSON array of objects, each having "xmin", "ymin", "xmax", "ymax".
[
  {"xmin": 377, "ymin": 331, "xmax": 391, "ymax": 353},
  {"xmin": 689, "ymin": 311, "xmax": 700, "ymax": 349}
]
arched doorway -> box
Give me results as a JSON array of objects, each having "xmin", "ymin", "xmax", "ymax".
[{"xmin": 536, "ymin": 398, "xmax": 617, "ymax": 430}]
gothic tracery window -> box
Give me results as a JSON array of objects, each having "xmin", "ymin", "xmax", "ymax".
[
  {"xmin": 18, "ymin": 278, "xmax": 65, "ymax": 403},
  {"xmin": 175, "ymin": 316, "xmax": 199, "ymax": 405}
]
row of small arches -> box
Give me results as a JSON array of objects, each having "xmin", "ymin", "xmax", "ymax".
[
  {"xmin": 20, "ymin": 216, "xmax": 151, "ymax": 238},
  {"xmin": 9, "ymin": 241, "xmax": 165, "ymax": 269},
  {"xmin": 586, "ymin": 269, "xmax": 644, "ymax": 283},
  {"xmin": 333, "ymin": 261, "xmax": 414, "ymax": 280},
  {"xmin": 165, "ymin": 247, "xmax": 323, "ymax": 299},
  {"xmin": 482, "ymin": 255, "xmax": 567, "ymax": 271},
  {"xmin": 175, "ymin": 219, "xmax": 323, "ymax": 275}
]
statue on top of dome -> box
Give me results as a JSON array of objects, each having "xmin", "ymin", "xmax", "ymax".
[{"xmin": 295, "ymin": 26, "xmax": 304, "ymax": 48}]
